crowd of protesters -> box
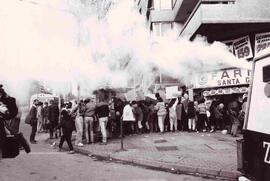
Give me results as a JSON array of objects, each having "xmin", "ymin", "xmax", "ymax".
[{"xmin": 29, "ymin": 91, "xmax": 248, "ymax": 152}]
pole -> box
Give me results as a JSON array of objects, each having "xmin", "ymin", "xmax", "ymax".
[
  {"xmin": 120, "ymin": 117, "xmax": 124, "ymax": 150},
  {"xmin": 243, "ymin": 59, "xmax": 255, "ymax": 130},
  {"xmin": 58, "ymin": 95, "xmax": 62, "ymax": 137}
]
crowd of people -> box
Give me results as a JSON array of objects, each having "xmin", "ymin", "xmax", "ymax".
[
  {"xmin": 27, "ymin": 91, "xmax": 248, "ymax": 153},
  {"xmin": 0, "ymin": 82, "xmax": 249, "ymax": 159}
]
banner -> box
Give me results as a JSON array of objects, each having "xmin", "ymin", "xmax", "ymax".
[
  {"xmin": 255, "ymin": 32, "xmax": 270, "ymax": 57},
  {"xmin": 195, "ymin": 68, "xmax": 251, "ymax": 88},
  {"xmin": 165, "ymin": 86, "xmax": 181, "ymax": 99},
  {"xmin": 233, "ymin": 35, "xmax": 253, "ymax": 59}
]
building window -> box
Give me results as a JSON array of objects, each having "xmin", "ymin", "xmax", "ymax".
[
  {"xmin": 153, "ymin": 0, "xmax": 173, "ymax": 10},
  {"xmin": 152, "ymin": 22, "xmax": 173, "ymax": 37}
]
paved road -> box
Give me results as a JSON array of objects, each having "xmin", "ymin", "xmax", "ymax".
[{"xmin": 0, "ymin": 117, "xmax": 221, "ymax": 181}]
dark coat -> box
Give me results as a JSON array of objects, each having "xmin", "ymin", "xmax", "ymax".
[
  {"xmin": 48, "ymin": 104, "xmax": 59, "ymax": 126},
  {"xmin": 0, "ymin": 95, "xmax": 18, "ymax": 150},
  {"xmin": 187, "ymin": 101, "xmax": 195, "ymax": 118},
  {"xmin": 60, "ymin": 109, "xmax": 75, "ymax": 131},
  {"xmin": 29, "ymin": 106, "xmax": 37, "ymax": 126},
  {"xmin": 96, "ymin": 102, "xmax": 109, "ymax": 118}
]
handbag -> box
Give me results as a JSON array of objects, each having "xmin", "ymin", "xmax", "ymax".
[
  {"xmin": 2, "ymin": 134, "xmax": 19, "ymax": 158},
  {"xmin": 16, "ymin": 132, "xmax": 31, "ymax": 153},
  {"xmin": 25, "ymin": 112, "xmax": 31, "ymax": 125},
  {"xmin": 3, "ymin": 121, "xmax": 31, "ymax": 155}
]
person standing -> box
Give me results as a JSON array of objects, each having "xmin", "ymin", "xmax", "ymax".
[
  {"xmin": 239, "ymin": 95, "xmax": 248, "ymax": 130},
  {"xmin": 29, "ymin": 99, "xmax": 39, "ymax": 144},
  {"xmin": 42, "ymin": 102, "xmax": 49, "ymax": 133},
  {"xmin": 228, "ymin": 98, "xmax": 240, "ymax": 137},
  {"xmin": 194, "ymin": 101, "xmax": 199, "ymax": 131},
  {"xmin": 155, "ymin": 93, "xmax": 166, "ymax": 133},
  {"xmin": 84, "ymin": 98, "xmax": 96, "ymax": 144},
  {"xmin": 132, "ymin": 101, "xmax": 143, "ymax": 134},
  {"xmin": 96, "ymin": 100, "xmax": 110, "ymax": 145},
  {"xmin": 187, "ymin": 101, "xmax": 196, "ymax": 132},
  {"xmin": 197, "ymin": 99, "xmax": 208, "ymax": 132},
  {"xmin": 0, "ymin": 85, "xmax": 18, "ymax": 159},
  {"xmin": 215, "ymin": 103, "xmax": 225, "ymax": 130},
  {"xmin": 37, "ymin": 102, "xmax": 43, "ymax": 133},
  {"xmin": 168, "ymin": 98, "xmax": 178, "ymax": 132},
  {"xmin": 73, "ymin": 100, "xmax": 85, "ymax": 147},
  {"xmin": 122, "ymin": 102, "xmax": 136, "ymax": 135},
  {"xmin": 58, "ymin": 102, "xmax": 75, "ymax": 154},
  {"xmin": 176, "ymin": 97, "xmax": 185, "ymax": 131},
  {"xmin": 48, "ymin": 100, "xmax": 60, "ymax": 139},
  {"xmin": 182, "ymin": 93, "xmax": 189, "ymax": 131},
  {"xmin": 114, "ymin": 98, "xmax": 124, "ymax": 137}
]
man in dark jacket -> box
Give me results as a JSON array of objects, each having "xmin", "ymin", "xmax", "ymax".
[
  {"xmin": 0, "ymin": 85, "xmax": 18, "ymax": 159},
  {"xmin": 29, "ymin": 99, "xmax": 39, "ymax": 144},
  {"xmin": 48, "ymin": 100, "xmax": 60, "ymax": 139},
  {"xmin": 59, "ymin": 102, "xmax": 74, "ymax": 153}
]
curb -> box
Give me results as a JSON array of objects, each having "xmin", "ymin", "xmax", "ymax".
[{"xmin": 47, "ymin": 139, "xmax": 242, "ymax": 181}]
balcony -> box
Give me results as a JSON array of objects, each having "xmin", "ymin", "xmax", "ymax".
[
  {"xmin": 149, "ymin": 0, "xmax": 199, "ymax": 23},
  {"xmin": 178, "ymin": 0, "xmax": 270, "ymax": 41}
]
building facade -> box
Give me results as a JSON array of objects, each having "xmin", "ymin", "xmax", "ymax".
[{"xmin": 136, "ymin": 0, "xmax": 270, "ymax": 101}]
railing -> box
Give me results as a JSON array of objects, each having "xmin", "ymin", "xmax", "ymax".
[
  {"xmin": 179, "ymin": 0, "xmax": 236, "ymax": 37},
  {"xmin": 201, "ymin": 0, "xmax": 235, "ymax": 4}
]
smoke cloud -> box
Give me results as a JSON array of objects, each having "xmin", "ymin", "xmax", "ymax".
[{"xmin": 0, "ymin": 0, "xmax": 251, "ymax": 104}]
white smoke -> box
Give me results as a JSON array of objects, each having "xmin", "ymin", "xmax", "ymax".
[{"xmin": 0, "ymin": 0, "xmax": 251, "ymax": 104}]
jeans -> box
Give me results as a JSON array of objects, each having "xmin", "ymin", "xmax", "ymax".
[
  {"xmin": 30, "ymin": 122, "xmax": 37, "ymax": 141},
  {"xmin": 158, "ymin": 115, "xmax": 165, "ymax": 132},
  {"xmin": 197, "ymin": 114, "xmax": 207, "ymax": 131},
  {"xmin": 37, "ymin": 117, "xmax": 43, "ymax": 132},
  {"xmin": 188, "ymin": 118, "xmax": 196, "ymax": 131},
  {"xmin": 84, "ymin": 117, "xmax": 94, "ymax": 143},
  {"xmin": 99, "ymin": 117, "xmax": 108, "ymax": 143},
  {"xmin": 169, "ymin": 116, "xmax": 177, "ymax": 131},
  {"xmin": 231, "ymin": 123, "xmax": 240, "ymax": 136},
  {"xmin": 75, "ymin": 116, "xmax": 84, "ymax": 145}
]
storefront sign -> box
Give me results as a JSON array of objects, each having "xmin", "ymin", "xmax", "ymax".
[
  {"xmin": 233, "ymin": 35, "xmax": 253, "ymax": 59},
  {"xmin": 195, "ymin": 68, "xmax": 251, "ymax": 88},
  {"xmin": 255, "ymin": 32, "xmax": 270, "ymax": 57}
]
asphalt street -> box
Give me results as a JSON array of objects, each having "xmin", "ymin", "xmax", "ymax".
[{"xmin": 0, "ymin": 118, "xmax": 222, "ymax": 181}]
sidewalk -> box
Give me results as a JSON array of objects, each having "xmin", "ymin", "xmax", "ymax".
[{"xmin": 48, "ymin": 131, "xmax": 243, "ymax": 180}]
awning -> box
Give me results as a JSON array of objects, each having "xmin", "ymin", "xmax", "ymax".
[{"xmin": 203, "ymin": 86, "xmax": 248, "ymax": 97}]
